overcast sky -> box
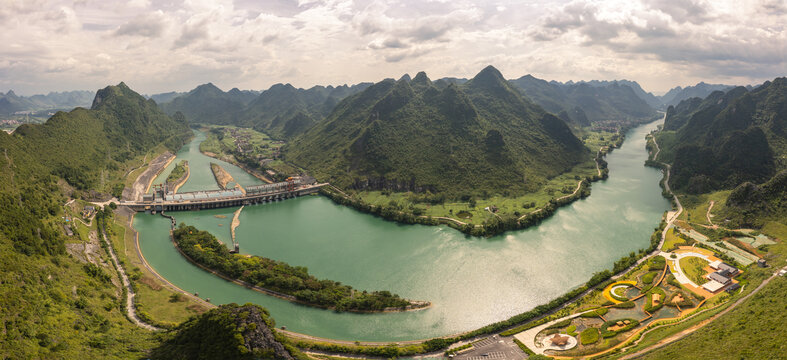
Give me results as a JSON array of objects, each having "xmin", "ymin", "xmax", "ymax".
[{"xmin": 1, "ymin": 0, "xmax": 785, "ymax": 96}]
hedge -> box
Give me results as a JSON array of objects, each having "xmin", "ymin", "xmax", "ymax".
[{"xmin": 580, "ymin": 328, "xmax": 600, "ymax": 345}]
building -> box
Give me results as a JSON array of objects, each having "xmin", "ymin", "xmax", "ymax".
[
  {"xmin": 702, "ymin": 280, "xmax": 725, "ymax": 292},
  {"xmin": 63, "ymin": 224, "xmax": 74, "ymax": 237},
  {"xmin": 757, "ymin": 259, "xmax": 767, "ymax": 268},
  {"xmin": 725, "ymin": 283, "xmax": 741, "ymax": 293},
  {"xmin": 82, "ymin": 205, "xmax": 95, "ymax": 218},
  {"xmin": 710, "ymin": 261, "xmax": 739, "ymax": 277},
  {"xmin": 708, "ymin": 271, "xmax": 731, "ymax": 285}
]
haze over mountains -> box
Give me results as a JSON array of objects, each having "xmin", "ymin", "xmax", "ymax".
[{"xmin": 0, "ymin": 90, "xmax": 94, "ymax": 115}]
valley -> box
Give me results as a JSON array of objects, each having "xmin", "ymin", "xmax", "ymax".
[{"xmin": 1, "ymin": 70, "xmax": 784, "ymax": 360}]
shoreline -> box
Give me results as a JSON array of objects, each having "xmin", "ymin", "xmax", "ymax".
[
  {"xmin": 167, "ymin": 222, "xmax": 431, "ymax": 314},
  {"xmin": 170, "ymin": 161, "xmax": 190, "ymax": 193},
  {"xmin": 125, "ymin": 119, "xmax": 690, "ymax": 348}
]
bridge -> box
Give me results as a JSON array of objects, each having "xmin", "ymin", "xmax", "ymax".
[{"xmin": 122, "ymin": 177, "xmax": 327, "ymax": 213}]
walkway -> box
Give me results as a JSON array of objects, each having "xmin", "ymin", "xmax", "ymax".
[
  {"xmin": 99, "ymin": 221, "xmax": 160, "ymax": 331},
  {"xmin": 513, "ymin": 311, "xmax": 590, "ymax": 355}
]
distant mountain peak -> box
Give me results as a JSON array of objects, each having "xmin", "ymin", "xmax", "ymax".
[
  {"xmin": 5, "ymin": 90, "xmax": 16, "ymax": 97},
  {"xmin": 469, "ymin": 65, "xmax": 508, "ymax": 90},
  {"xmin": 411, "ymin": 71, "xmax": 431, "ymax": 86},
  {"xmin": 399, "ymin": 73, "xmax": 412, "ymax": 82}
]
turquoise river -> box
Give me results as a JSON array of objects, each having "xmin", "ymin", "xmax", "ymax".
[{"xmin": 133, "ymin": 121, "xmax": 670, "ymax": 342}]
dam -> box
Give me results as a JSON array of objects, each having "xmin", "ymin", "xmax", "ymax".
[{"xmin": 122, "ymin": 176, "xmax": 326, "ymax": 212}]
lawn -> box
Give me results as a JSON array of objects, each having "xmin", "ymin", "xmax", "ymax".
[
  {"xmin": 641, "ymin": 271, "xmax": 658, "ymax": 285},
  {"xmin": 580, "ymin": 328, "xmax": 600, "ymax": 345},
  {"xmin": 679, "ymin": 256, "xmax": 708, "ymax": 285},
  {"xmin": 661, "ymin": 228, "xmax": 685, "ymax": 251},
  {"xmin": 677, "ymin": 190, "xmax": 731, "ymax": 225}
]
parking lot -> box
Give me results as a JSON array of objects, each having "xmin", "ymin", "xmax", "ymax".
[{"xmin": 452, "ymin": 335, "xmax": 526, "ymax": 360}]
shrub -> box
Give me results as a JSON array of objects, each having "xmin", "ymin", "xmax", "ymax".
[
  {"xmin": 567, "ymin": 324, "xmax": 578, "ymax": 336},
  {"xmin": 612, "ymin": 301, "xmax": 635, "ymax": 309},
  {"xmin": 580, "ymin": 328, "xmax": 600, "ymax": 345},
  {"xmin": 641, "ymin": 271, "xmax": 657, "ymax": 284}
]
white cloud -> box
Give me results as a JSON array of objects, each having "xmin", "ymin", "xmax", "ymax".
[{"xmin": 0, "ymin": 0, "xmax": 783, "ymax": 95}]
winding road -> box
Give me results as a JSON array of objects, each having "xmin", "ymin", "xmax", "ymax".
[{"xmin": 99, "ymin": 221, "xmax": 160, "ymax": 331}]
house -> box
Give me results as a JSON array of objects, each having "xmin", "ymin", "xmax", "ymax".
[
  {"xmin": 708, "ymin": 271, "xmax": 731, "ymax": 285},
  {"xmin": 82, "ymin": 205, "xmax": 95, "ymax": 218},
  {"xmin": 757, "ymin": 259, "xmax": 767, "ymax": 268},
  {"xmin": 725, "ymin": 283, "xmax": 740, "ymax": 293},
  {"xmin": 710, "ymin": 261, "xmax": 739, "ymax": 277},
  {"xmin": 63, "ymin": 224, "xmax": 74, "ymax": 237},
  {"xmin": 702, "ymin": 280, "xmax": 726, "ymax": 293}
]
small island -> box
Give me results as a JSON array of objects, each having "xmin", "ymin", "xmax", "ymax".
[
  {"xmin": 165, "ymin": 160, "xmax": 189, "ymax": 192},
  {"xmin": 172, "ymin": 224, "xmax": 429, "ymax": 312}
]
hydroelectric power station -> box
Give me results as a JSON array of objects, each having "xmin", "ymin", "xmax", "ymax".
[{"xmin": 122, "ymin": 176, "xmax": 326, "ymax": 213}]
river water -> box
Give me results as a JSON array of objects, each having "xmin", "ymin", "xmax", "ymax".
[{"xmin": 133, "ymin": 121, "xmax": 669, "ymax": 341}]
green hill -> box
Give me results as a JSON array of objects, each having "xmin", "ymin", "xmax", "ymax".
[
  {"xmin": 12, "ymin": 82, "xmax": 190, "ymax": 191},
  {"xmin": 236, "ymin": 82, "xmax": 372, "ymax": 139},
  {"xmin": 0, "ymin": 83, "xmax": 193, "ymax": 358},
  {"xmin": 656, "ymin": 78, "xmax": 786, "ymax": 194},
  {"xmin": 509, "ymin": 75, "xmax": 656, "ymax": 126},
  {"xmin": 160, "ymin": 83, "xmax": 254, "ymax": 125},
  {"xmin": 721, "ymin": 170, "xmax": 787, "ymax": 228},
  {"xmin": 150, "ymin": 303, "xmax": 296, "ymax": 360},
  {"xmin": 285, "ymin": 66, "xmax": 588, "ymax": 197}
]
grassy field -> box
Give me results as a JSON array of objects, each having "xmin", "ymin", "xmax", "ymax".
[
  {"xmin": 679, "ymin": 257, "xmax": 709, "ymax": 285},
  {"xmin": 677, "ymin": 190, "xmax": 731, "ymax": 225},
  {"xmin": 354, "ymin": 131, "xmax": 616, "ymax": 226},
  {"xmin": 662, "ymin": 228, "xmax": 686, "ymax": 251}
]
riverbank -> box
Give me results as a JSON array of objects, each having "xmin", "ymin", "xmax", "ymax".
[
  {"xmin": 130, "ymin": 119, "xmax": 670, "ymax": 343},
  {"xmin": 321, "ymin": 148, "xmax": 612, "ymax": 237},
  {"xmin": 170, "ymin": 223, "xmax": 431, "ymax": 313},
  {"xmin": 166, "ymin": 160, "xmax": 190, "ymax": 193}
]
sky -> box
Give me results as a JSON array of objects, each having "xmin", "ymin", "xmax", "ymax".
[{"xmin": 1, "ymin": 0, "xmax": 785, "ymax": 96}]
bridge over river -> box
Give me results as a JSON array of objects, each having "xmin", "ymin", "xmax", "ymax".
[{"xmin": 122, "ymin": 177, "xmax": 327, "ymax": 213}]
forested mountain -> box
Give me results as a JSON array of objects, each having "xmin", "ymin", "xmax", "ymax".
[
  {"xmin": 0, "ymin": 90, "xmax": 94, "ymax": 115},
  {"xmin": 159, "ymin": 82, "xmax": 371, "ymax": 139},
  {"xmin": 12, "ymin": 82, "xmax": 191, "ymax": 191},
  {"xmin": 0, "ymin": 83, "xmax": 193, "ymax": 358},
  {"xmin": 159, "ymin": 83, "xmax": 257, "ymax": 125},
  {"xmin": 286, "ymin": 66, "xmax": 588, "ymax": 197},
  {"xmin": 660, "ymin": 82, "xmax": 735, "ymax": 106},
  {"xmin": 722, "ymin": 170, "xmax": 787, "ymax": 228},
  {"xmin": 509, "ymin": 75, "xmax": 656, "ymax": 126},
  {"xmin": 656, "ymin": 77, "xmax": 787, "ymax": 194},
  {"xmin": 151, "ymin": 304, "xmax": 295, "ymax": 360},
  {"xmin": 236, "ymin": 82, "xmax": 372, "ymax": 139}
]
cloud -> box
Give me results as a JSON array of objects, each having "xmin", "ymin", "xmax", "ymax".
[
  {"xmin": 0, "ymin": 0, "xmax": 783, "ymax": 96},
  {"xmin": 114, "ymin": 11, "xmax": 167, "ymax": 37}
]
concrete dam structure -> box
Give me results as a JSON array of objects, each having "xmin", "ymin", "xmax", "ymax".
[{"xmin": 123, "ymin": 177, "xmax": 326, "ymax": 213}]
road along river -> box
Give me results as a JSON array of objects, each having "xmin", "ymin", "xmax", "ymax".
[{"xmin": 133, "ymin": 121, "xmax": 670, "ymax": 342}]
